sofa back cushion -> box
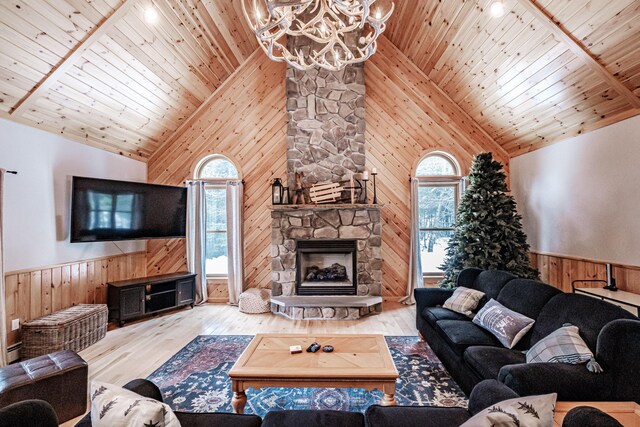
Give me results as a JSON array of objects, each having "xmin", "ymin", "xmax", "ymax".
[
  {"xmin": 531, "ymin": 293, "xmax": 637, "ymax": 352},
  {"xmin": 458, "ymin": 270, "xmax": 516, "ymax": 307},
  {"xmin": 496, "ymin": 279, "xmax": 561, "ymax": 349}
]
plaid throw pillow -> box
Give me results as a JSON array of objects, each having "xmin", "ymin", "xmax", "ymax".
[
  {"xmin": 473, "ymin": 299, "xmax": 535, "ymax": 349},
  {"xmin": 526, "ymin": 325, "xmax": 596, "ymax": 366},
  {"xmin": 443, "ymin": 287, "xmax": 485, "ymax": 318}
]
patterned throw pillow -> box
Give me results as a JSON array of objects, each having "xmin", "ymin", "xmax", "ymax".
[
  {"xmin": 526, "ymin": 325, "xmax": 598, "ymax": 367},
  {"xmin": 443, "ymin": 287, "xmax": 486, "ymax": 318},
  {"xmin": 460, "ymin": 393, "xmax": 557, "ymax": 427},
  {"xmin": 473, "ymin": 299, "xmax": 535, "ymax": 349},
  {"xmin": 90, "ymin": 381, "xmax": 181, "ymax": 427}
]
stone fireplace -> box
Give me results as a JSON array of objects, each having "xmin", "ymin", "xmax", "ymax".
[
  {"xmin": 270, "ymin": 205, "xmax": 382, "ymax": 320},
  {"xmin": 270, "ymin": 33, "xmax": 381, "ymax": 320}
]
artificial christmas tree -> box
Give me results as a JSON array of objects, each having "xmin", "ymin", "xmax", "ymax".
[{"xmin": 440, "ymin": 152, "xmax": 538, "ymax": 288}]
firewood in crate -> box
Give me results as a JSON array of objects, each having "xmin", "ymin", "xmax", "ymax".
[{"xmin": 309, "ymin": 182, "xmax": 344, "ymax": 204}]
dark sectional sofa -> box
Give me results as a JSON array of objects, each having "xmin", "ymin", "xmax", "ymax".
[{"xmin": 416, "ymin": 268, "xmax": 640, "ymax": 401}]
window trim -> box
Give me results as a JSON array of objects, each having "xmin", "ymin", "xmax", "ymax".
[{"xmin": 195, "ymin": 155, "xmax": 240, "ymax": 279}]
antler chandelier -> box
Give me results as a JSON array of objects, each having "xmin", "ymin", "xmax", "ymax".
[{"xmin": 242, "ymin": 0, "xmax": 394, "ymax": 71}]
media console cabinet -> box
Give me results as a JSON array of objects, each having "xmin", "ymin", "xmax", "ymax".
[{"xmin": 108, "ymin": 272, "xmax": 196, "ymax": 326}]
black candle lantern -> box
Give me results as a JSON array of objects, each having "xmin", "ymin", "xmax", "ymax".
[{"xmin": 272, "ymin": 178, "xmax": 284, "ymax": 205}]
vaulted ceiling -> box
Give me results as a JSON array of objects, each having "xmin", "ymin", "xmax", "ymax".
[{"xmin": 1, "ymin": 0, "xmax": 638, "ymax": 160}]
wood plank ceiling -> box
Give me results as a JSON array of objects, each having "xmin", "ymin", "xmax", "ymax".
[
  {"xmin": 0, "ymin": 0, "xmax": 256, "ymax": 159},
  {"xmin": 385, "ymin": 0, "xmax": 640, "ymax": 156},
  {"xmin": 0, "ymin": 0, "xmax": 638, "ymax": 159}
]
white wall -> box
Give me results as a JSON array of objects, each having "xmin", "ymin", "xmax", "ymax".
[
  {"xmin": 0, "ymin": 119, "xmax": 147, "ymax": 272},
  {"xmin": 511, "ymin": 115, "xmax": 640, "ymax": 266}
]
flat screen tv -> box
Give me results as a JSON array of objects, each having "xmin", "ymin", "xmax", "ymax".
[{"xmin": 70, "ymin": 176, "xmax": 187, "ymax": 242}]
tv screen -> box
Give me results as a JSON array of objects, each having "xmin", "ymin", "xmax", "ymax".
[{"xmin": 70, "ymin": 176, "xmax": 187, "ymax": 242}]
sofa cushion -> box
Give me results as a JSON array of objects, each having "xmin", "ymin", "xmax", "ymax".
[
  {"xmin": 496, "ymin": 279, "xmax": 561, "ymax": 318},
  {"xmin": 423, "ymin": 307, "xmax": 470, "ymax": 328},
  {"xmin": 464, "ymin": 346, "xmax": 526, "ymax": 380},
  {"xmin": 262, "ymin": 410, "xmax": 364, "ymax": 427},
  {"xmin": 466, "ymin": 270, "xmax": 517, "ymax": 306},
  {"xmin": 365, "ymin": 405, "xmax": 470, "ymax": 427},
  {"xmin": 531, "ymin": 293, "xmax": 637, "ymax": 351},
  {"xmin": 435, "ymin": 320, "xmax": 501, "ymax": 356},
  {"xmin": 473, "ymin": 299, "xmax": 535, "ymax": 349},
  {"xmin": 443, "ymin": 287, "xmax": 485, "ymax": 317}
]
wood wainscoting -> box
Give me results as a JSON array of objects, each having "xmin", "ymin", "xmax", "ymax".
[
  {"xmin": 530, "ymin": 251, "xmax": 640, "ymax": 294},
  {"xmin": 3, "ymin": 251, "xmax": 147, "ymax": 347}
]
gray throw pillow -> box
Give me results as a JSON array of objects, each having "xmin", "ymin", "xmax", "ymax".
[
  {"xmin": 443, "ymin": 287, "xmax": 486, "ymax": 318},
  {"xmin": 473, "ymin": 299, "xmax": 535, "ymax": 349},
  {"xmin": 526, "ymin": 325, "xmax": 602, "ymax": 373},
  {"xmin": 460, "ymin": 393, "xmax": 557, "ymax": 427}
]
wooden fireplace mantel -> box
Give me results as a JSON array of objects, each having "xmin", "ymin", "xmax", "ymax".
[{"xmin": 270, "ymin": 203, "xmax": 383, "ymax": 211}]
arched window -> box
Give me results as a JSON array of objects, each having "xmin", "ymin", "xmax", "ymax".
[
  {"xmin": 415, "ymin": 152, "xmax": 463, "ymax": 275},
  {"xmin": 195, "ymin": 155, "xmax": 240, "ymax": 276}
]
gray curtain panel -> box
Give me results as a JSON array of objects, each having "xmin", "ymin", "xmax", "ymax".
[
  {"xmin": 401, "ymin": 178, "xmax": 423, "ymax": 305},
  {"xmin": 226, "ymin": 180, "xmax": 244, "ymax": 305},
  {"xmin": 186, "ymin": 180, "xmax": 208, "ymax": 305},
  {"xmin": 0, "ymin": 169, "xmax": 8, "ymax": 366}
]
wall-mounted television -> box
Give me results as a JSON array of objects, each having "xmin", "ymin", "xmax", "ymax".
[{"xmin": 70, "ymin": 176, "xmax": 187, "ymax": 242}]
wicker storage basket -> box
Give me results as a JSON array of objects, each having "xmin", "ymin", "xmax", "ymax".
[{"xmin": 21, "ymin": 304, "xmax": 108, "ymax": 359}]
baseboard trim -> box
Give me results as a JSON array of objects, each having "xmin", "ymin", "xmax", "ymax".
[
  {"xmin": 207, "ymin": 297, "xmax": 229, "ymax": 304},
  {"xmin": 7, "ymin": 343, "xmax": 20, "ymax": 363}
]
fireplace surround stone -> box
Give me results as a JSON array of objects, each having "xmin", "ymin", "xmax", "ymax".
[{"xmin": 270, "ymin": 204, "xmax": 382, "ymax": 320}]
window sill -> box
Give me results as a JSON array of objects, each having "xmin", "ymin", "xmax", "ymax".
[{"xmin": 206, "ymin": 275, "xmax": 228, "ymax": 280}]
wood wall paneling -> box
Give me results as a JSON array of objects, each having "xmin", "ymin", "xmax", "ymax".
[
  {"xmin": 530, "ymin": 251, "xmax": 640, "ymax": 295},
  {"xmin": 146, "ymin": 37, "xmax": 509, "ymax": 300},
  {"xmin": 3, "ymin": 251, "xmax": 146, "ymax": 347}
]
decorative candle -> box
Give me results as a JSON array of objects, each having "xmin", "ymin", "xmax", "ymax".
[
  {"xmin": 372, "ymin": 167, "xmax": 377, "ymax": 174},
  {"xmin": 362, "ymin": 171, "xmax": 369, "ymax": 180}
]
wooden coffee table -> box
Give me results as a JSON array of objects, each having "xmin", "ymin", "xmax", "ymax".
[{"xmin": 228, "ymin": 333, "xmax": 399, "ymax": 414}]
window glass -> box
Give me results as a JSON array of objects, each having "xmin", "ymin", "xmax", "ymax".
[
  {"xmin": 416, "ymin": 153, "xmax": 461, "ymax": 274},
  {"xmin": 416, "ymin": 154, "xmax": 457, "ymax": 176},
  {"xmin": 199, "ymin": 158, "xmax": 239, "ymax": 179}
]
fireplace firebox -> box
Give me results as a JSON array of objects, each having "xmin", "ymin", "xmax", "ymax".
[{"xmin": 295, "ymin": 240, "xmax": 357, "ymax": 296}]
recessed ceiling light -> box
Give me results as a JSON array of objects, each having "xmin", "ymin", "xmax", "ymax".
[
  {"xmin": 144, "ymin": 6, "xmax": 159, "ymax": 24},
  {"xmin": 489, "ymin": 1, "xmax": 505, "ymax": 18}
]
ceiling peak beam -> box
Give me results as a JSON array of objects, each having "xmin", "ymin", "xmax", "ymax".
[
  {"xmin": 518, "ymin": 0, "xmax": 640, "ymax": 109},
  {"xmin": 10, "ymin": 0, "xmax": 136, "ymax": 117}
]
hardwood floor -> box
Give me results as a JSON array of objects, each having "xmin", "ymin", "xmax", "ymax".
[{"xmin": 62, "ymin": 302, "xmax": 416, "ymax": 426}]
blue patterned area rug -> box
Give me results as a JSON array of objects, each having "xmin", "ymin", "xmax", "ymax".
[{"xmin": 147, "ymin": 335, "xmax": 466, "ymax": 416}]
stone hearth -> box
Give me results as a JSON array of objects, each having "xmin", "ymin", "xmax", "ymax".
[{"xmin": 271, "ymin": 204, "xmax": 382, "ymax": 320}]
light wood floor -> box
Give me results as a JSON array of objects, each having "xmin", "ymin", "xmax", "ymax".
[{"xmin": 63, "ymin": 302, "xmax": 416, "ymax": 426}]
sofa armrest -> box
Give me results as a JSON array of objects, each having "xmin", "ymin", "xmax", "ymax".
[
  {"xmin": 414, "ymin": 288, "xmax": 454, "ymax": 331},
  {"xmin": 122, "ymin": 379, "xmax": 163, "ymax": 402},
  {"xmin": 498, "ymin": 363, "xmax": 613, "ymax": 401},
  {"xmin": 365, "ymin": 405, "xmax": 470, "ymax": 427},
  {"xmin": 596, "ymin": 319, "xmax": 640, "ymax": 401},
  {"xmin": 562, "ymin": 406, "xmax": 623, "ymax": 427},
  {"xmin": 0, "ymin": 399, "xmax": 59, "ymax": 427},
  {"xmin": 467, "ymin": 379, "xmax": 519, "ymax": 416}
]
